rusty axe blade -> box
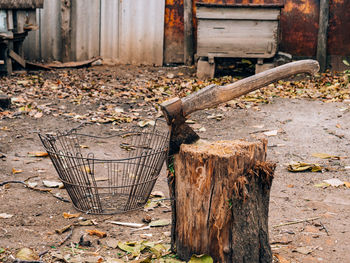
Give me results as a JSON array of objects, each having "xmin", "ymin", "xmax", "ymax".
[{"xmin": 161, "ymin": 59, "xmax": 320, "ymax": 156}]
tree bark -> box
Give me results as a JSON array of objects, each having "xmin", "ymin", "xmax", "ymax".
[{"xmin": 171, "ymin": 139, "xmax": 275, "ymax": 262}]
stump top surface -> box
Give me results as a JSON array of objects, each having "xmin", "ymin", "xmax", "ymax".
[{"xmin": 180, "ymin": 139, "xmax": 266, "ymax": 157}]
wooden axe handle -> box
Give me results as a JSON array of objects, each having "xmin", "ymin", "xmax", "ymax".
[{"xmin": 182, "ymin": 59, "xmax": 319, "ymax": 116}]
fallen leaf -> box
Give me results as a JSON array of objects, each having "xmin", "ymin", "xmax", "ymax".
[
  {"xmin": 76, "ymin": 219, "xmax": 97, "ymax": 226},
  {"xmin": 63, "ymin": 212, "xmax": 80, "ymax": 219},
  {"xmin": 344, "ymin": 182, "xmax": 350, "ymax": 188},
  {"xmin": 43, "ymin": 180, "xmax": 63, "ymax": 188},
  {"xmin": 314, "ymin": 182, "xmax": 330, "ymax": 188},
  {"xmin": 79, "ymin": 144, "xmax": 89, "ymax": 148},
  {"xmin": 55, "ymin": 224, "xmax": 72, "ymax": 234},
  {"xmin": 108, "ymin": 221, "xmax": 144, "ymax": 228},
  {"xmin": 138, "ymin": 120, "xmax": 155, "ymax": 127},
  {"xmin": 207, "ymin": 114, "xmax": 224, "ymax": 121},
  {"xmin": 198, "ymin": 127, "xmax": 206, "ymax": 132},
  {"xmin": 105, "ymin": 238, "xmax": 119, "ymax": 249},
  {"xmin": 16, "ymin": 248, "xmax": 39, "ymax": 261},
  {"xmin": 288, "ymin": 162, "xmax": 322, "ymax": 172},
  {"xmin": 293, "ymin": 246, "xmax": 313, "ymax": 255},
  {"xmin": 28, "ymin": 151, "xmax": 49, "ymax": 157},
  {"xmin": 311, "ymin": 153, "xmax": 341, "ymax": 159},
  {"xmin": 323, "ymin": 178, "xmax": 344, "ymax": 187},
  {"xmin": 12, "ymin": 168, "xmax": 23, "ymax": 174},
  {"xmin": 86, "ymin": 229, "xmax": 107, "ymax": 238},
  {"xmin": 263, "ymin": 130, "xmax": 278, "ymax": 136},
  {"xmin": 0, "ymin": 213, "xmax": 13, "ymax": 219},
  {"xmin": 0, "ymin": 248, "xmax": 4, "ymax": 253},
  {"xmin": 188, "ymin": 254, "xmax": 213, "ymax": 263},
  {"xmin": 149, "ymin": 219, "xmax": 171, "ymax": 227}
]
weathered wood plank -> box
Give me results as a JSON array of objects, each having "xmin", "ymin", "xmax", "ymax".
[
  {"xmin": 0, "ymin": 0, "xmax": 44, "ymax": 9},
  {"xmin": 184, "ymin": 0, "xmax": 194, "ymax": 65},
  {"xmin": 316, "ymin": 0, "xmax": 329, "ymax": 72},
  {"xmin": 9, "ymin": 49, "xmax": 26, "ymax": 68},
  {"xmin": 197, "ymin": 6, "xmax": 280, "ymax": 20}
]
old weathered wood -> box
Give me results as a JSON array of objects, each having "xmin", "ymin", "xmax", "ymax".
[
  {"xmin": 196, "ymin": 58, "xmax": 215, "ymax": 79},
  {"xmin": 0, "ymin": 0, "xmax": 44, "ymax": 9},
  {"xmin": 196, "ymin": 6, "xmax": 280, "ymax": 59},
  {"xmin": 9, "ymin": 49, "xmax": 26, "ymax": 68},
  {"xmin": 171, "ymin": 139, "xmax": 275, "ymax": 262},
  {"xmin": 316, "ymin": 0, "xmax": 329, "ymax": 72},
  {"xmin": 184, "ymin": 0, "xmax": 194, "ymax": 65},
  {"xmin": 183, "ymin": 60, "xmax": 319, "ymax": 116},
  {"xmin": 60, "ymin": 0, "xmax": 71, "ymax": 62}
]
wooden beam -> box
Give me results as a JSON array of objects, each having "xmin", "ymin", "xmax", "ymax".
[
  {"xmin": 184, "ymin": 0, "xmax": 194, "ymax": 65},
  {"xmin": 60, "ymin": 0, "xmax": 72, "ymax": 62},
  {"xmin": 316, "ymin": 0, "xmax": 329, "ymax": 72},
  {"xmin": 9, "ymin": 49, "xmax": 26, "ymax": 68}
]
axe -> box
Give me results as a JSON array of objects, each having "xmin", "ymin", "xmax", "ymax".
[{"xmin": 161, "ymin": 60, "xmax": 320, "ymax": 156}]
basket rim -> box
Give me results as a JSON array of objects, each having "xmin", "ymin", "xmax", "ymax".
[{"xmin": 44, "ymin": 147, "xmax": 168, "ymax": 162}]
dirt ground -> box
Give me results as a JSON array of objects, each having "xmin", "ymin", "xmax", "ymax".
[{"xmin": 0, "ymin": 64, "xmax": 349, "ymax": 263}]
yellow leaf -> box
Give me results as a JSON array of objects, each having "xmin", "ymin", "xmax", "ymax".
[
  {"xmin": 312, "ymin": 153, "xmax": 337, "ymax": 159},
  {"xmin": 344, "ymin": 182, "xmax": 350, "ymax": 188},
  {"xmin": 28, "ymin": 152, "xmax": 49, "ymax": 157},
  {"xmin": 63, "ymin": 212, "xmax": 80, "ymax": 219},
  {"xmin": 86, "ymin": 229, "xmax": 106, "ymax": 238},
  {"xmin": 287, "ymin": 162, "xmax": 322, "ymax": 173},
  {"xmin": 12, "ymin": 168, "xmax": 23, "ymax": 174}
]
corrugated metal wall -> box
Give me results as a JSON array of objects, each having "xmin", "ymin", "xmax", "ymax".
[{"xmin": 24, "ymin": 0, "xmax": 165, "ymax": 65}]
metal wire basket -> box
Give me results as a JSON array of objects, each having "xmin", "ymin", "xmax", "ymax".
[{"xmin": 39, "ymin": 120, "xmax": 170, "ymax": 214}]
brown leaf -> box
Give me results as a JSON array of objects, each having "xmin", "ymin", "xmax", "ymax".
[
  {"xmin": 86, "ymin": 229, "xmax": 107, "ymax": 238},
  {"xmin": 28, "ymin": 151, "xmax": 49, "ymax": 157},
  {"xmin": 12, "ymin": 168, "xmax": 23, "ymax": 174},
  {"xmin": 63, "ymin": 212, "xmax": 80, "ymax": 219}
]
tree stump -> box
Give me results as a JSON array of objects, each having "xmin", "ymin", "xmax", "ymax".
[{"xmin": 169, "ymin": 139, "xmax": 275, "ymax": 263}]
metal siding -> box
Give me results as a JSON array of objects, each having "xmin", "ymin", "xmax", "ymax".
[
  {"xmin": 71, "ymin": 0, "xmax": 100, "ymax": 61},
  {"xmin": 120, "ymin": 0, "xmax": 164, "ymax": 66},
  {"xmin": 23, "ymin": 0, "xmax": 164, "ymax": 65},
  {"xmin": 23, "ymin": 0, "xmax": 61, "ymax": 61},
  {"xmin": 100, "ymin": 0, "xmax": 120, "ymax": 60}
]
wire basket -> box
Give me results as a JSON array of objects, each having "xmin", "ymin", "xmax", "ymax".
[{"xmin": 39, "ymin": 120, "xmax": 170, "ymax": 214}]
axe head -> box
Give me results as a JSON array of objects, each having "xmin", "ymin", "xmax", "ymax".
[{"xmin": 161, "ymin": 97, "xmax": 200, "ymax": 156}]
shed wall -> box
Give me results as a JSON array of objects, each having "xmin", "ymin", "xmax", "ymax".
[{"xmin": 23, "ymin": 0, "xmax": 165, "ymax": 65}]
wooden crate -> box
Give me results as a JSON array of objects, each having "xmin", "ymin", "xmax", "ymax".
[{"xmin": 196, "ymin": 3, "xmax": 282, "ymax": 78}]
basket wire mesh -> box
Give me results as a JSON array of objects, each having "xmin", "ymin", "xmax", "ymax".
[{"xmin": 39, "ymin": 120, "xmax": 170, "ymax": 214}]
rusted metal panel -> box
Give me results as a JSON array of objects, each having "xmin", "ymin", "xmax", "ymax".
[
  {"xmin": 0, "ymin": 0, "xmax": 44, "ymax": 9},
  {"xmin": 328, "ymin": 0, "xmax": 350, "ymax": 56},
  {"xmin": 164, "ymin": 0, "xmax": 184, "ymax": 64},
  {"xmin": 279, "ymin": 0, "xmax": 319, "ymax": 57}
]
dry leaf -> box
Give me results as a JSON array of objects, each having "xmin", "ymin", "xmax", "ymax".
[
  {"xmin": 263, "ymin": 130, "xmax": 278, "ymax": 136},
  {"xmin": 311, "ymin": 153, "xmax": 340, "ymax": 159},
  {"xmin": 28, "ymin": 151, "xmax": 49, "ymax": 157},
  {"xmin": 86, "ymin": 229, "xmax": 107, "ymax": 238},
  {"xmin": 344, "ymin": 182, "xmax": 350, "ymax": 188},
  {"xmin": 63, "ymin": 212, "xmax": 80, "ymax": 219},
  {"xmin": 16, "ymin": 248, "xmax": 39, "ymax": 261},
  {"xmin": 55, "ymin": 224, "xmax": 72, "ymax": 234},
  {"xmin": 323, "ymin": 178, "xmax": 344, "ymax": 187},
  {"xmin": 12, "ymin": 168, "xmax": 23, "ymax": 174},
  {"xmin": 0, "ymin": 213, "xmax": 13, "ymax": 219},
  {"xmin": 288, "ymin": 162, "xmax": 322, "ymax": 172}
]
